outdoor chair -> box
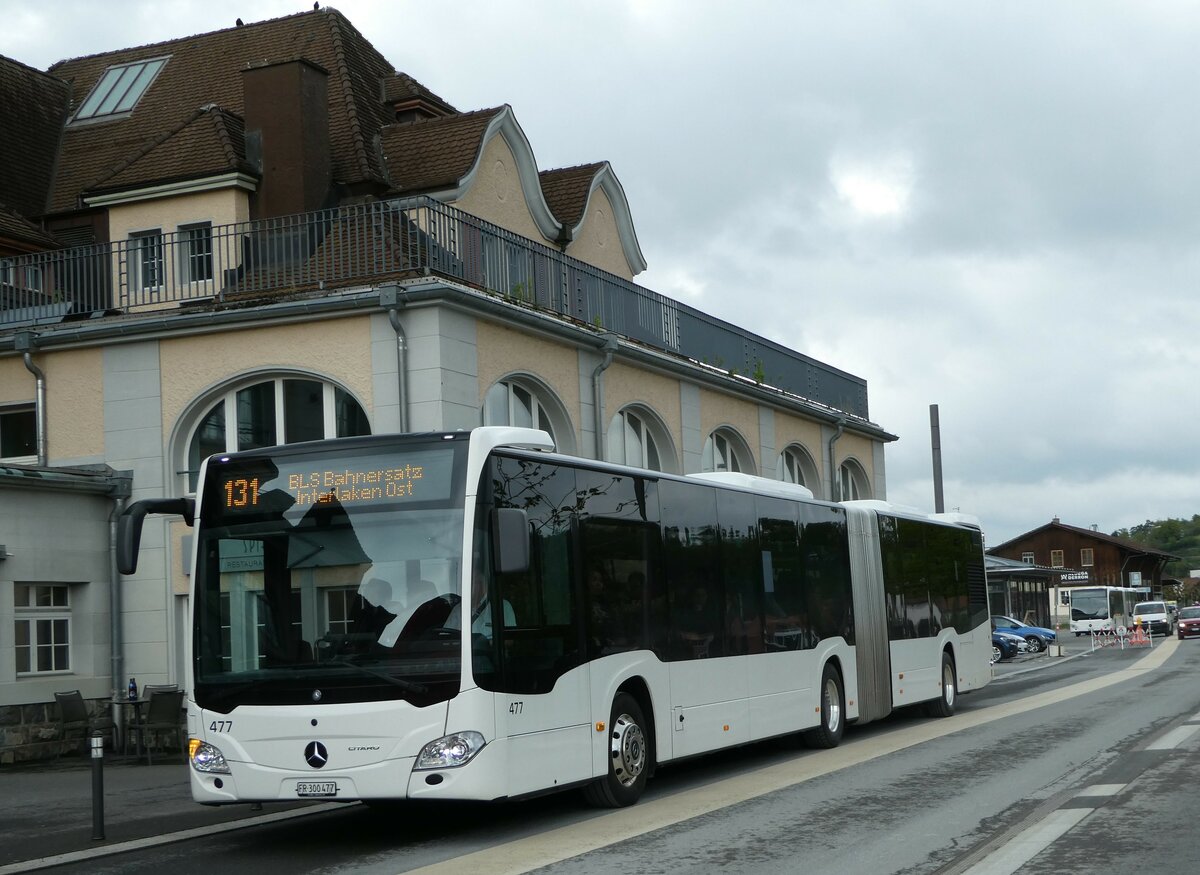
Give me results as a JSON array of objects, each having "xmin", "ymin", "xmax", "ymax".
[
  {"xmin": 54, "ymin": 690, "xmax": 115, "ymax": 757},
  {"xmin": 131, "ymin": 688, "xmax": 185, "ymax": 765}
]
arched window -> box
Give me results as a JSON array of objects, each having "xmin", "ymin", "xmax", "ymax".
[
  {"xmin": 838, "ymin": 459, "xmax": 871, "ymax": 501},
  {"xmin": 180, "ymin": 376, "xmax": 369, "ymax": 492},
  {"xmin": 606, "ymin": 406, "xmax": 676, "ymax": 472},
  {"xmin": 701, "ymin": 427, "xmax": 755, "ymax": 475},
  {"xmin": 777, "ymin": 444, "xmax": 819, "ymax": 488},
  {"xmin": 481, "ymin": 376, "xmax": 575, "ymax": 454}
]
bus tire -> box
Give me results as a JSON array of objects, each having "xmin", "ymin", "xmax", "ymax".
[
  {"xmin": 801, "ymin": 662, "xmax": 845, "ymax": 749},
  {"xmin": 925, "ymin": 651, "xmax": 956, "ymax": 718},
  {"xmin": 583, "ymin": 692, "xmax": 649, "ymax": 808}
]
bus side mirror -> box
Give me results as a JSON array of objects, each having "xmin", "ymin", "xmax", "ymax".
[
  {"xmin": 117, "ymin": 498, "xmax": 196, "ymax": 575},
  {"xmin": 492, "ymin": 508, "xmax": 530, "ymax": 574}
]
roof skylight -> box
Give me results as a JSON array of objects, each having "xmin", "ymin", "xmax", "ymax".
[{"xmin": 73, "ymin": 57, "xmax": 168, "ymax": 122}]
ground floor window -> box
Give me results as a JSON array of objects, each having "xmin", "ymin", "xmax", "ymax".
[{"xmin": 14, "ymin": 583, "xmax": 71, "ymax": 674}]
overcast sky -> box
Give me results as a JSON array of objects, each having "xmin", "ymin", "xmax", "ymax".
[{"xmin": 3, "ymin": 0, "xmax": 1198, "ymax": 546}]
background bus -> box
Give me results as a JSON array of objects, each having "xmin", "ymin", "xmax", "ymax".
[
  {"xmin": 118, "ymin": 426, "xmax": 991, "ymax": 808},
  {"xmin": 1068, "ymin": 585, "xmax": 1139, "ymax": 635}
]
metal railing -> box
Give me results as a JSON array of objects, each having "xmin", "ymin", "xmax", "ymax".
[{"xmin": 0, "ymin": 197, "xmax": 868, "ymax": 418}]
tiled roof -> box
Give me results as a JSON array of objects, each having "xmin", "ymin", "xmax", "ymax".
[
  {"xmin": 379, "ymin": 108, "xmax": 503, "ymax": 194},
  {"xmin": 86, "ymin": 106, "xmax": 249, "ymax": 196},
  {"xmin": 381, "ymin": 73, "xmax": 456, "ymax": 115},
  {"xmin": 0, "ymin": 202, "xmax": 60, "ymax": 249},
  {"xmin": 539, "ymin": 163, "xmax": 605, "ymax": 228},
  {"xmin": 990, "ymin": 520, "xmax": 1181, "ymax": 560},
  {"xmin": 0, "ymin": 55, "xmax": 70, "ymax": 218},
  {"xmin": 44, "ymin": 8, "xmax": 432, "ymax": 215}
]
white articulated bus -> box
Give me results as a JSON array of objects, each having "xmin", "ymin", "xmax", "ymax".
[
  {"xmin": 118, "ymin": 426, "xmax": 991, "ymax": 808},
  {"xmin": 1068, "ymin": 585, "xmax": 1139, "ymax": 636}
]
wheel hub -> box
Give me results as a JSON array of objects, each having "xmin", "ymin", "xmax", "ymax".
[{"xmin": 610, "ymin": 713, "xmax": 646, "ymax": 787}]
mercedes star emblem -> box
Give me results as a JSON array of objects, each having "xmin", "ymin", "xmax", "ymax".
[{"xmin": 304, "ymin": 741, "xmax": 329, "ymax": 769}]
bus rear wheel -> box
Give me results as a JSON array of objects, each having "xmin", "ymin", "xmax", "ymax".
[
  {"xmin": 801, "ymin": 663, "xmax": 844, "ymax": 749},
  {"xmin": 925, "ymin": 651, "xmax": 957, "ymax": 718},
  {"xmin": 583, "ymin": 692, "xmax": 649, "ymax": 808}
]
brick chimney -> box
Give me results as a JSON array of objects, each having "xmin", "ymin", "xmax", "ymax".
[{"xmin": 242, "ymin": 59, "xmax": 331, "ymax": 219}]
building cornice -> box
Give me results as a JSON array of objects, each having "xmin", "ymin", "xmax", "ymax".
[{"xmin": 83, "ymin": 172, "xmax": 259, "ymax": 208}]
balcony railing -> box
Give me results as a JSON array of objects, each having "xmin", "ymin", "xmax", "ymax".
[{"xmin": 0, "ymin": 196, "xmax": 868, "ymax": 418}]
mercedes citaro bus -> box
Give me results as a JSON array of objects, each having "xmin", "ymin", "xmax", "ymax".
[{"xmin": 118, "ymin": 426, "xmax": 992, "ymax": 808}]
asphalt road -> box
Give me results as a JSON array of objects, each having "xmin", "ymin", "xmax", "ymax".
[{"xmin": 4, "ymin": 634, "xmax": 1194, "ymax": 874}]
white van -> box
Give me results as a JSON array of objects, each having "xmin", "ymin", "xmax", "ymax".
[{"xmin": 1132, "ymin": 601, "xmax": 1172, "ymax": 637}]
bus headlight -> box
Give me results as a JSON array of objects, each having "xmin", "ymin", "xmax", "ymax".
[
  {"xmin": 415, "ymin": 731, "xmax": 486, "ymax": 769},
  {"xmin": 190, "ymin": 740, "xmax": 231, "ymax": 774}
]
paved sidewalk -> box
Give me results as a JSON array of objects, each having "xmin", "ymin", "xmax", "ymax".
[{"xmin": 0, "ymin": 754, "xmax": 325, "ymax": 872}]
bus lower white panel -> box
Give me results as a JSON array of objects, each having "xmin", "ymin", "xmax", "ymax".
[
  {"xmin": 194, "ymin": 702, "xmax": 447, "ymax": 772},
  {"xmin": 505, "ymin": 723, "xmax": 594, "ymax": 797},
  {"xmin": 191, "ymin": 757, "xmax": 415, "ymax": 804},
  {"xmin": 888, "ymin": 638, "xmax": 941, "ymax": 707},
  {"xmin": 956, "ymin": 626, "xmax": 992, "ymax": 693},
  {"xmin": 495, "ymin": 663, "xmax": 592, "ymax": 796},
  {"xmin": 668, "ymin": 658, "xmax": 749, "ymax": 759},
  {"xmin": 746, "ymin": 650, "xmax": 812, "ymax": 739}
]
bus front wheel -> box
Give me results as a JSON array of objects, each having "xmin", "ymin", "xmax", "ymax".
[
  {"xmin": 802, "ymin": 663, "xmax": 845, "ymax": 749},
  {"xmin": 583, "ymin": 692, "xmax": 649, "ymax": 808}
]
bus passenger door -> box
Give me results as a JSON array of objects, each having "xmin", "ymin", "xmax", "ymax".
[{"xmin": 487, "ymin": 481, "xmax": 593, "ymax": 798}]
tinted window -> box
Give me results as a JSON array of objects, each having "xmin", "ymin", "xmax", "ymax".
[
  {"xmin": 717, "ymin": 490, "xmax": 760, "ymax": 656},
  {"xmin": 486, "ymin": 456, "xmax": 579, "ymax": 693},
  {"xmin": 577, "ymin": 468, "xmax": 659, "ymax": 659},
  {"xmin": 880, "ymin": 515, "xmax": 982, "ymax": 639},
  {"xmin": 660, "ymin": 480, "xmax": 721, "ymax": 660},
  {"xmin": 798, "ymin": 503, "xmax": 854, "ymax": 642}
]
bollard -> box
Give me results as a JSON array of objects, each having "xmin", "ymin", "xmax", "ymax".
[{"xmin": 91, "ymin": 730, "xmax": 105, "ymax": 841}]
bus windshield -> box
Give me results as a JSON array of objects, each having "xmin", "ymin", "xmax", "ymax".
[
  {"xmin": 1070, "ymin": 589, "xmax": 1110, "ymax": 621},
  {"xmin": 192, "ymin": 437, "xmax": 469, "ymax": 712}
]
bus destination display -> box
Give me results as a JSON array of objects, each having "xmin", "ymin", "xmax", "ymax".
[{"xmin": 216, "ymin": 459, "xmax": 433, "ymax": 513}]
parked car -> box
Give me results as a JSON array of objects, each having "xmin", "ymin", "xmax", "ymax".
[
  {"xmin": 1176, "ymin": 606, "xmax": 1200, "ymax": 640},
  {"xmin": 991, "ymin": 615, "xmax": 1057, "ymax": 653},
  {"xmin": 991, "ymin": 628, "xmax": 1028, "ymax": 663},
  {"xmin": 1132, "ymin": 601, "xmax": 1173, "ymax": 637}
]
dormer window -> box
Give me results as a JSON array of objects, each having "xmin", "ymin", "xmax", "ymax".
[{"xmin": 73, "ymin": 56, "xmax": 168, "ymax": 122}]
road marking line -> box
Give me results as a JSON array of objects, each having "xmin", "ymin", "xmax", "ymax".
[
  {"xmin": 403, "ymin": 639, "xmax": 1179, "ymax": 875},
  {"xmin": 0, "ymin": 803, "xmax": 343, "ymax": 875},
  {"xmin": 959, "ymin": 808, "xmax": 1093, "ymax": 875},
  {"xmin": 1075, "ymin": 783, "xmax": 1126, "ymax": 797},
  {"xmin": 1146, "ymin": 724, "xmax": 1200, "ymax": 750}
]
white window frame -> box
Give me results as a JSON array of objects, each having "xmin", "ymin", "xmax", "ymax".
[
  {"xmin": 606, "ymin": 406, "xmax": 675, "ymax": 472},
  {"xmin": 837, "ymin": 459, "xmax": 870, "ymax": 501},
  {"xmin": 701, "ymin": 427, "xmax": 754, "ymax": 475},
  {"xmin": 131, "ymin": 229, "xmax": 165, "ymax": 293},
  {"xmin": 14, "ymin": 583, "xmax": 72, "ymax": 675},
  {"xmin": 178, "ymin": 221, "xmax": 214, "ymax": 286},
  {"xmin": 1021, "ymin": 552, "xmax": 1035, "ymax": 565},
  {"xmin": 778, "ymin": 444, "xmax": 818, "ymax": 487},
  {"xmin": 1080, "ymin": 548, "xmax": 1094, "ymax": 567},
  {"xmin": 1050, "ymin": 549, "xmax": 1064, "ymax": 568},
  {"xmin": 179, "ymin": 376, "xmax": 370, "ymax": 494},
  {"xmin": 481, "ymin": 376, "xmax": 575, "ymax": 454}
]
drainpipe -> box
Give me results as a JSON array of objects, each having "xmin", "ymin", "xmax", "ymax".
[
  {"xmin": 827, "ymin": 417, "xmax": 846, "ymax": 501},
  {"xmin": 383, "ymin": 289, "xmax": 409, "ymax": 433},
  {"xmin": 16, "ymin": 332, "xmax": 48, "ymax": 466},
  {"xmin": 591, "ymin": 333, "xmax": 619, "ymax": 460},
  {"xmin": 109, "ymin": 495, "xmax": 126, "ymax": 710}
]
